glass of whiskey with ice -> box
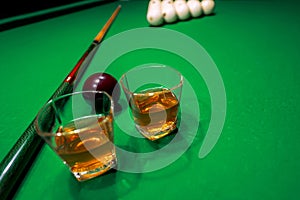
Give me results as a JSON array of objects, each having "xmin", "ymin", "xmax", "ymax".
[
  {"xmin": 34, "ymin": 91, "xmax": 117, "ymax": 181},
  {"xmin": 120, "ymin": 64, "xmax": 183, "ymax": 141}
]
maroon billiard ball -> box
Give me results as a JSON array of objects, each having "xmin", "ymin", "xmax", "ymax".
[{"xmin": 82, "ymin": 72, "xmax": 120, "ymax": 104}]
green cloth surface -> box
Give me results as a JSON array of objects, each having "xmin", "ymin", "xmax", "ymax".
[{"xmin": 0, "ymin": 0, "xmax": 299, "ymax": 199}]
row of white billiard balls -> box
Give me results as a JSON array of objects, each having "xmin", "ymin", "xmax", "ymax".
[{"xmin": 147, "ymin": 0, "xmax": 215, "ymax": 26}]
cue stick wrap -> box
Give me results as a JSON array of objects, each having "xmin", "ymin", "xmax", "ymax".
[
  {"xmin": 0, "ymin": 5, "xmax": 121, "ymax": 200},
  {"xmin": 0, "ymin": 82, "xmax": 73, "ymax": 200}
]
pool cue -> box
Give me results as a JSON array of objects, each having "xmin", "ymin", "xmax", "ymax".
[{"xmin": 0, "ymin": 5, "xmax": 121, "ymax": 200}]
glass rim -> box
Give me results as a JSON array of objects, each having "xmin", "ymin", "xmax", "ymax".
[
  {"xmin": 34, "ymin": 90, "xmax": 113, "ymax": 137},
  {"xmin": 47, "ymin": 90, "xmax": 112, "ymax": 105},
  {"xmin": 120, "ymin": 65, "xmax": 184, "ymax": 95}
]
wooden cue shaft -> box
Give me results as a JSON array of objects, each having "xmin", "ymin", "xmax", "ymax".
[
  {"xmin": 0, "ymin": 5, "xmax": 121, "ymax": 200},
  {"xmin": 65, "ymin": 5, "xmax": 121, "ymax": 83}
]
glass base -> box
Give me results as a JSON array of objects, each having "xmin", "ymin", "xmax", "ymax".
[
  {"xmin": 71, "ymin": 158, "xmax": 117, "ymax": 182},
  {"xmin": 136, "ymin": 122, "xmax": 177, "ymax": 141}
]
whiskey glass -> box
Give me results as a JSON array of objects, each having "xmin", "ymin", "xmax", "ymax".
[
  {"xmin": 120, "ymin": 64, "xmax": 183, "ymax": 141},
  {"xmin": 34, "ymin": 91, "xmax": 116, "ymax": 181}
]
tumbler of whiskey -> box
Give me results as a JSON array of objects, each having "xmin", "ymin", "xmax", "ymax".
[
  {"xmin": 120, "ymin": 64, "xmax": 183, "ymax": 141},
  {"xmin": 34, "ymin": 91, "xmax": 117, "ymax": 181}
]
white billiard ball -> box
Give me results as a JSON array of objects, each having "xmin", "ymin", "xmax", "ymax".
[
  {"xmin": 162, "ymin": 0, "xmax": 178, "ymax": 23},
  {"xmin": 201, "ymin": 0, "xmax": 215, "ymax": 15},
  {"xmin": 187, "ymin": 0, "xmax": 202, "ymax": 18},
  {"xmin": 174, "ymin": 0, "xmax": 191, "ymax": 21},
  {"xmin": 147, "ymin": 0, "xmax": 164, "ymax": 26}
]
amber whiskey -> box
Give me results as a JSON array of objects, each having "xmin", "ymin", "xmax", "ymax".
[
  {"xmin": 54, "ymin": 115, "xmax": 116, "ymax": 181},
  {"xmin": 130, "ymin": 87, "xmax": 179, "ymax": 140}
]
